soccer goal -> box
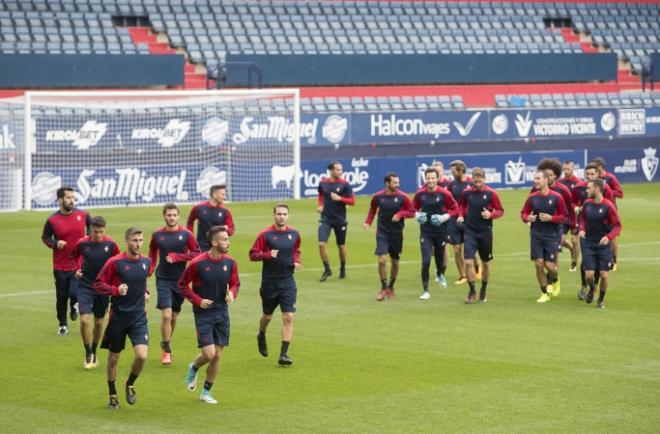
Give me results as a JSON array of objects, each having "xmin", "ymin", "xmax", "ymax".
[{"xmin": 20, "ymin": 89, "xmax": 300, "ymax": 210}]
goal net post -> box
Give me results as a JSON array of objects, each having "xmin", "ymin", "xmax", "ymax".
[{"xmin": 24, "ymin": 89, "xmax": 300, "ymax": 211}]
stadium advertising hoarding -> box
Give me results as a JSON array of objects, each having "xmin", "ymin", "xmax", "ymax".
[
  {"xmin": 30, "ymin": 164, "xmax": 222, "ymax": 209},
  {"xmin": 33, "ymin": 107, "xmax": 660, "ymax": 152},
  {"xmin": 588, "ymin": 147, "xmax": 660, "ymax": 184},
  {"xmin": 299, "ymin": 150, "xmax": 584, "ymax": 198},
  {"xmin": 29, "ymin": 147, "xmax": 657, "ymax": 209}
]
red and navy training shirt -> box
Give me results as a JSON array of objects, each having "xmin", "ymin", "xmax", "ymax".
[
  {"xmin": 365, "ymin": 189, "xmax": 415, "ymax": 234},
  {"xmin": 520, "ymin": 190, "xmax": 568, "ymax": 240},
  {"xmin": 178, "ymin": 252, "xmax": 240, "ymax": 314},
  {"xmin": 317, "ymin": 177, "xmax": 355, "ymax": 224},
  {"xmin": 249, "ymin": 225, "xmax": 301, "ymax": 284},
  {"xmin": 186, "ymin": 201, "xmax": 235, "ymax": 250},
  {"xmin": 557, "ymin": 175, "xmax": 581, "ymax": 195},
  {"xmin": 579, "ymin": 198, "xmax": 622, "ymax": 242},
  {"xmin": 148, "ymin": 225, "xmax": 200, "ymax": 281},
  {"xmin": 94, "ymin": 253, "xmax": 151, "ymax": 314},
  {"xmin": 572, "ymin": 181, "xmax": 615, "ymax": 208},
  {"xmin": 459, "ymin": 185, "xmax": 504, "ymax": 231},
  {"xmin": 600, "ymin": 171, "xmax": 624, "ymax": 200},
  {"xmin": 41, "ymin": 208, "xmax": 91, "ymax": 271},
  {"xmin": 532, "ymin": 182, "xmax": 574, "ymax": 229},
  {"xmin": 72, "ymin": 235, "xmax": 120, "ymax": 289},
  {"xmin": 412, "ymin": 186, "xmax": 458, "ymax": 235}
]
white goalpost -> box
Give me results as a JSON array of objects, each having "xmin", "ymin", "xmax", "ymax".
[{"xmin": 18, "ymin": 89, "xmax": 300, "ymax": 211}]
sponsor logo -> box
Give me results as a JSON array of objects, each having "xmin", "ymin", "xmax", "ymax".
[
  {"xmin": 202, "ymin": 117, "xmax": 229, "ymax": 146},
  {"xmin": 0, "ymin": 125, "xmax": 15, "ymax": 149},
  {"xmin": 271, "ymin": 164, "xmax": 298, "ymax": 189},
  {"xmin": 74, "ymin": 168, "xmax": 188, "ymax": 204},
  {"xmin": 302, "ymin": 158, "xmax": 369, "ymax": 196},
  {"xmin": 31, "ymin": 171, "xmax": 62, "ymax": 206},
  {"xmin": 505, "ymin": 157, "xmax": 526, "ymax": 185},
  {"xmin": 600, "ymin": 112, "xmax": 616, "ymax": 132},
  {"xmin": 322, "ymin": 115, "xmax": 348, "ymax": 144},
  {"xmin": 45, "ymin": 120, "xmax": 107, "ymax": 150},
  {"xmin": 614, "ymin": 159, "xmax": 637, "ymax": 174},
  {"xmin": 453, "ymin": 112, "xmax": 481, "ymax": 137},
  {"xmin": 641, "ymin": 147, "xmax": 658, "ymax": 182},
  {"xmin": 515, "ymin": 113, "xmax": 598, "ymax": 138},
  {"xmin": 370, "ymin": 114, "xmax": 450, "ymax": 138},
  {"xmin": 514, "ymin": 112, "xmax": 533, "ymax": 137},
  {"xmin": 196, "ymin": 166, "xmax": 227, "ymax": 196},
  {"xmin": 619, "ymin": 109, "xmax": 645, "ymax": 135},
  {"xmin": 131, "ymin": 119, "xmax": 190, "ymax": 147},
  {"xmin": 233, "ymin": 116, "xmax": 317, "ymax": 144},
  {"xmin": 492, "ymin": 114, "xmax": 508, "ymax": 135}
]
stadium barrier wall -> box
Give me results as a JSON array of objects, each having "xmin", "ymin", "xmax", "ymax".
[
  {"xmin": 0, "ymin": 54, "xmax": 184, "ymax": 88},
  {"xmin": 224, "ymin": 53, "xmax": 617, "ymax": 86},
  {"xmin": 26, "ymin": 146, "xmax": 658, "ymax": 210},
  {"xmin": 22, "ymin": 106, "xmax": 660, "ymax": 152},
  {"xmin": 5, "ymin": 104, "xmax": 658, "ymax": 210}
]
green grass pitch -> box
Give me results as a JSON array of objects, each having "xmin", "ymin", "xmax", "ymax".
[{"xmin": 0, "ymin": 184, "xmax": 659, "ymax": 433}]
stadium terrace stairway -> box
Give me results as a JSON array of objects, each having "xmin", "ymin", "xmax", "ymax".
[{"xmin": 127, "ymin": 26, "xmax": 211, "ymax": 89}]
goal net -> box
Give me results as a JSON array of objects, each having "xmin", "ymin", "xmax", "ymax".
[
  {"xmin": 24, "ymin": 89, "xmax": 300, "ymax": 210},
  {"xmin": 0, "ymin": 99, "xmax": 25, "ymax": 212}
]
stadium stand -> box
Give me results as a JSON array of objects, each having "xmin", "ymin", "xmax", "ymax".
[{"xmin": 0, "ymin": 0, "xmax": 657, "ymax": 103}]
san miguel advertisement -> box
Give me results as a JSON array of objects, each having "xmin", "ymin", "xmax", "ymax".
[{"xmin": 31, "ymin": 107, "xmax": 660, "ymax": 154}]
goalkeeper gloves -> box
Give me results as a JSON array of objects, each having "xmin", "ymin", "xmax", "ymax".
[
  {"xmin": 430, "ymin": 214, "xmax": 450, "ymax": 226},
  {"xmin": 415, "ymin": 212, "xmax": 428, "ymax": 224}
]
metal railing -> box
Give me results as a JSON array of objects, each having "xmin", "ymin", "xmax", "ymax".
[{"xmin": 207, "ymin": 62, "xmax": 263, "ymax": 89}]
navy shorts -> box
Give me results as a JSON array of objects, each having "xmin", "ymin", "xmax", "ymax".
[
  {"xmin": 318, "ymin": 220, "xmax": 348, "ymax": 245},
  {"xmin": 261, "ymin": 279, "xmax": 297, "ymax": 314},
  {"xmin": 156, "ymin": 278, "xmax": 184, "ymax": 312},
  {"xmin": 375, "ymin": 232, "xmax": 403, "ymax": 258},
  {"xmin": 447, "ymin": 218, "xmax": 465, "ymax": 245},
  {"xmin": 464, "ymin": 229, "xmax": 493, "ymax": 262},
  {"xmin": 420, "ymin": 233, "xmax": 446, "ymax": 264},
  {"xmin": 580, "ymin": 238, "xmax": 613, "ymax": 272},
  {"xmin": 101, "ymin": 311, "xmax": 149, "ymax": 353},
  {"xmin": 530, "ymin": 236, "xmax": 560, "ymax": 263},
  {"xmin": 561, "ymin": 224, "xmax": 570, "ymax": 236},
  {"xmin": 195, "ymin": 309, "xmax": 230, "ymax": 348},
  {"xmin": 77, "ymin": 284, "xmax": 109, "ymax": 318}
]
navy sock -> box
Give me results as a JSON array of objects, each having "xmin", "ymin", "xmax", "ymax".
[
  {"xmin": 127, "ymin": 372, "xmax": 138, "ymax": 386},
  {"xmin": 108, "ymin": 380, "xmax": 117, "ymax": 395},
  {"xmin": 280, "ymin": 341, "xmax": 290, "ymax": 356},
  {"xmin": 203, "ymin": 380, "xmax": 213, "ymax": 391}
]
